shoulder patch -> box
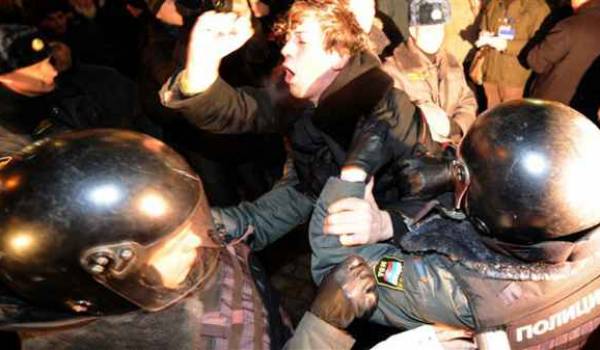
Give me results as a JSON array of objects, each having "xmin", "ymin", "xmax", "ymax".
[{"xmin": 374, "ymin": 256, "xmax": 404, "ymax": 291}]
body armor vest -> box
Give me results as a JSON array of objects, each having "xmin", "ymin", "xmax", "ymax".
[{"xmin": 400, "ymin": 217, "xmax": 600, "ymax": 350}]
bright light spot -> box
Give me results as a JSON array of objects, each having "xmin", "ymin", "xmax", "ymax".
[
  {"xmin": 9, "ymin": 232, "xmax": 34, "ymax": 254},
  {"xmin": 88, "ymin": 184, "xmax": 122, "ymax": 206},
  {"xmin": 139, "ymin": 192, "xmax": 168, "ymax": 217},
  {"xmin": 522, "ymin": 152, "xmax": 547, "ymax": 176},
  {"xmin": 3, "ymin": 175, "xmax": 21, "ymax": 190}
]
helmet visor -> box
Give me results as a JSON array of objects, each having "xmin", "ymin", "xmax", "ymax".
[{"xmin": 81, "ymin": 202, "xmax": 219, "ymax": 312}]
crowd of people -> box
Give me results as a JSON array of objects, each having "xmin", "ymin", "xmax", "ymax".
[{"xmin": 0, "ymin": 0, "xmax": 599, "ymax": 349}]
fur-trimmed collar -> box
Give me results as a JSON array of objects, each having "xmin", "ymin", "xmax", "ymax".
[
  {"xmin": 400, "ymin": 217, "xmax": 600, "ymax": 281},
  {"xmin": 311, "ymin": 51, "xmax": 393, "ymax": 149}
]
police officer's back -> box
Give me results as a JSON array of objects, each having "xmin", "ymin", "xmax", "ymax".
[{"xmin": 310, "ymin": 100, "xmax": 600, "ymax": 349}]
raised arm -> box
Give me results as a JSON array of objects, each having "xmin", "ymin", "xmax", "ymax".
[{"xmin": 160, "ymin": 11, "xmax": 280, "ymax": 134}]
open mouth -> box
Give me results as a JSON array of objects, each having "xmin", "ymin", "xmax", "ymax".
[{"xmin": 283, "ymin": 67, "xmax": 295, "ymax": 84}]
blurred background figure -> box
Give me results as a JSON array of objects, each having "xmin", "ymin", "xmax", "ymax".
[
  {"xmin": 525, "ymin": 0, "xmax": 600, "ymax": 115},
  {"xmin": 383, "ymin": 0, "xmax": 477, "ymax": 148},
  {"xmin": 570, "ymin": 54, "xmax": 600, "ymax": 126},
  {"xmin": 476, "ymin": 0, "xmax": 549, "ymax": 108},
  {"xmin": 444, "ymin": 0, "xmax": 482, "ymax": 64}
]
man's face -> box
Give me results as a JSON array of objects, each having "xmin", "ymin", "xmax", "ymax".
[
  {"xmin": 410, "ymin": 23, "xmax": 445, "ymax": 54},
  {"xmin": 348, "ymin": 0, "xmax": 375, "ymax": 33},
  {"xmin": 147, "ymin": 228, "xmax": 203, "ymax": 289},
  {"xmin": 39, "ymin": 11, "xmax": 69, "ymax": 36},
  {"xmin": 281, "ymin": 14, "xmax": 347, "ymax": 104},
  {"xmin": 0, "ymin": 58, "xmax": 58, "ymax": 96}
]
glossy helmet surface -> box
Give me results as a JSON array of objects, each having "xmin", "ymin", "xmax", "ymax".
[
  {"xmin": 0, "ymin": 129, "xmax": 213, "ymax": 314},
  {"xmin": 456, "ymin": 100, "xmax": 600, "ymax": 243}
]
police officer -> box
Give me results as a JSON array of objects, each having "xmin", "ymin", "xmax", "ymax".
[
  {"xmin": 310, "ymin": 100, "xmax": 600, "ymax": 349},
  {"xmin": 0, "ymin": 24, "xmax": 141, "ymax": 155},
  {"xmin": 0, "ymin": 129, "xmax": 377, "ymax": 350},
  {"xmin": 383, "ymin": 0, "xmax": 477, "ymax": 146},
  {"xmin": 0, "ymin": 24, "xmax": 59, "ymax": 141}
]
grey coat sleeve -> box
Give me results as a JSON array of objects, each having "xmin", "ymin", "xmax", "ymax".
[
  {"xmin": 284, "ymin": 312, "xmax": 355, "ymax": 350},
  {"xmin": 211, "ymin": 184, "xmax": 314, "ymax": 251},
  {"xmin": 309, "ymin": 177, "xmax": 474, "ymax": 330},
  {"xmin": 309, "ymin": 177, "xmax": 394, "ymax": 285},
  {"xmin": 159, "ymin": 71, "xmax": 281, "ymax": 134}
]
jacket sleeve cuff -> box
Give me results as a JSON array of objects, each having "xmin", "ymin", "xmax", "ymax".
[
  {"xmin": 387, "ymin": 210, "xmax": 410, "ymax": 245},
  {"xmin": 159, "ymin": 70, "xmax": 225, "ymax": 107}
]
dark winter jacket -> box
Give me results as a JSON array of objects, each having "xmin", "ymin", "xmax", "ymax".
[{"xmin": 160, "ymin": 52, "xmax": 433, "ymax": 201}]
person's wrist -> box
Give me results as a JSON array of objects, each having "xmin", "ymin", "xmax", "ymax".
[
  {"xmin": 378, "ymin": 210, "xmax": 394, "ymax": 242},
  {"xmin": 340, "ymin": 166, "xmax": 368, "ymax": 183},
  {"xmin": 180, "ymin": 65, "xmax": 219, "ymax": 96}
]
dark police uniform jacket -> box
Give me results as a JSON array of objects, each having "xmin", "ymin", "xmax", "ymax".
[{"xmin": 310, "ymin": 178, "xmax": 600, "ymax": 349}]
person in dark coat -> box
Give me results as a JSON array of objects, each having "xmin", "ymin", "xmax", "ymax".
[
  {"xmin": 526, "ymin": 0, "xmax": 600, "ymax": 104},
  {"xmin": 161, "ymin": 0, "xmax": 436, "ymax": 241},
  {"xmin": 0, "ymin": 24, "xmax": 59, "ymax": 139},
  {"xmin": 0, "ymin": 24, "xmax": 141, "ymax": 145}
]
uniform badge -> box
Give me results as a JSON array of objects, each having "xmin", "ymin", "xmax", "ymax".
[
  {"xmin": 31, "ymin": 38, "xmax": 45, "ymax": 52},
  {"xmin": 374, "ymin": 256, "xmax": 404, "ymax": 291}
]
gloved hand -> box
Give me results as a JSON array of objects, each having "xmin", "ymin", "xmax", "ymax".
[
  {"xmin": 395, "ymin": 156, "xmax": 456, "ymax": 199},
  {"xmin": 310, "ymin": 255, "xmax": 378, "ymax": 329},
  {"xmin": 342, "ymin": 120, "xmax": 391, "ymax": 183}
]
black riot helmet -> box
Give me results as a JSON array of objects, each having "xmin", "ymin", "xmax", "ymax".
[
  {"xmin": 454, "ymin": 99, "xmax": 600, "ymax": 244},
  {"xmin": 0, "ymin": 129, "xmax": 217, "ymax": 315}
]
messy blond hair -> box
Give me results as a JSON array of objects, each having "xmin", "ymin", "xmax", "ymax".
[{"xmin": 274, "ymin": 0, "xmax": 369, "ymax": 56}]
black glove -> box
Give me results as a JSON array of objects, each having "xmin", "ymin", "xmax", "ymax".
[
  {"xmin": 344, "ymin": 120, "xmax": 391, "ymax": 181},
  {"xmin": 310, "ymin": 255, "xmax": 378, "ymax": 329},
  {"xmin": 395, "ymin": 156, "xmax": 456, "ymax": 199}
]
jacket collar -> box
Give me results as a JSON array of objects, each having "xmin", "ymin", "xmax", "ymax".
[
  {"xmin": 317, "ymin": 51, "xmax": 382, "ymax": 104},
  {"xmin": 311, "ymin": 51, "xmax": 393, "ymax": 149}
]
